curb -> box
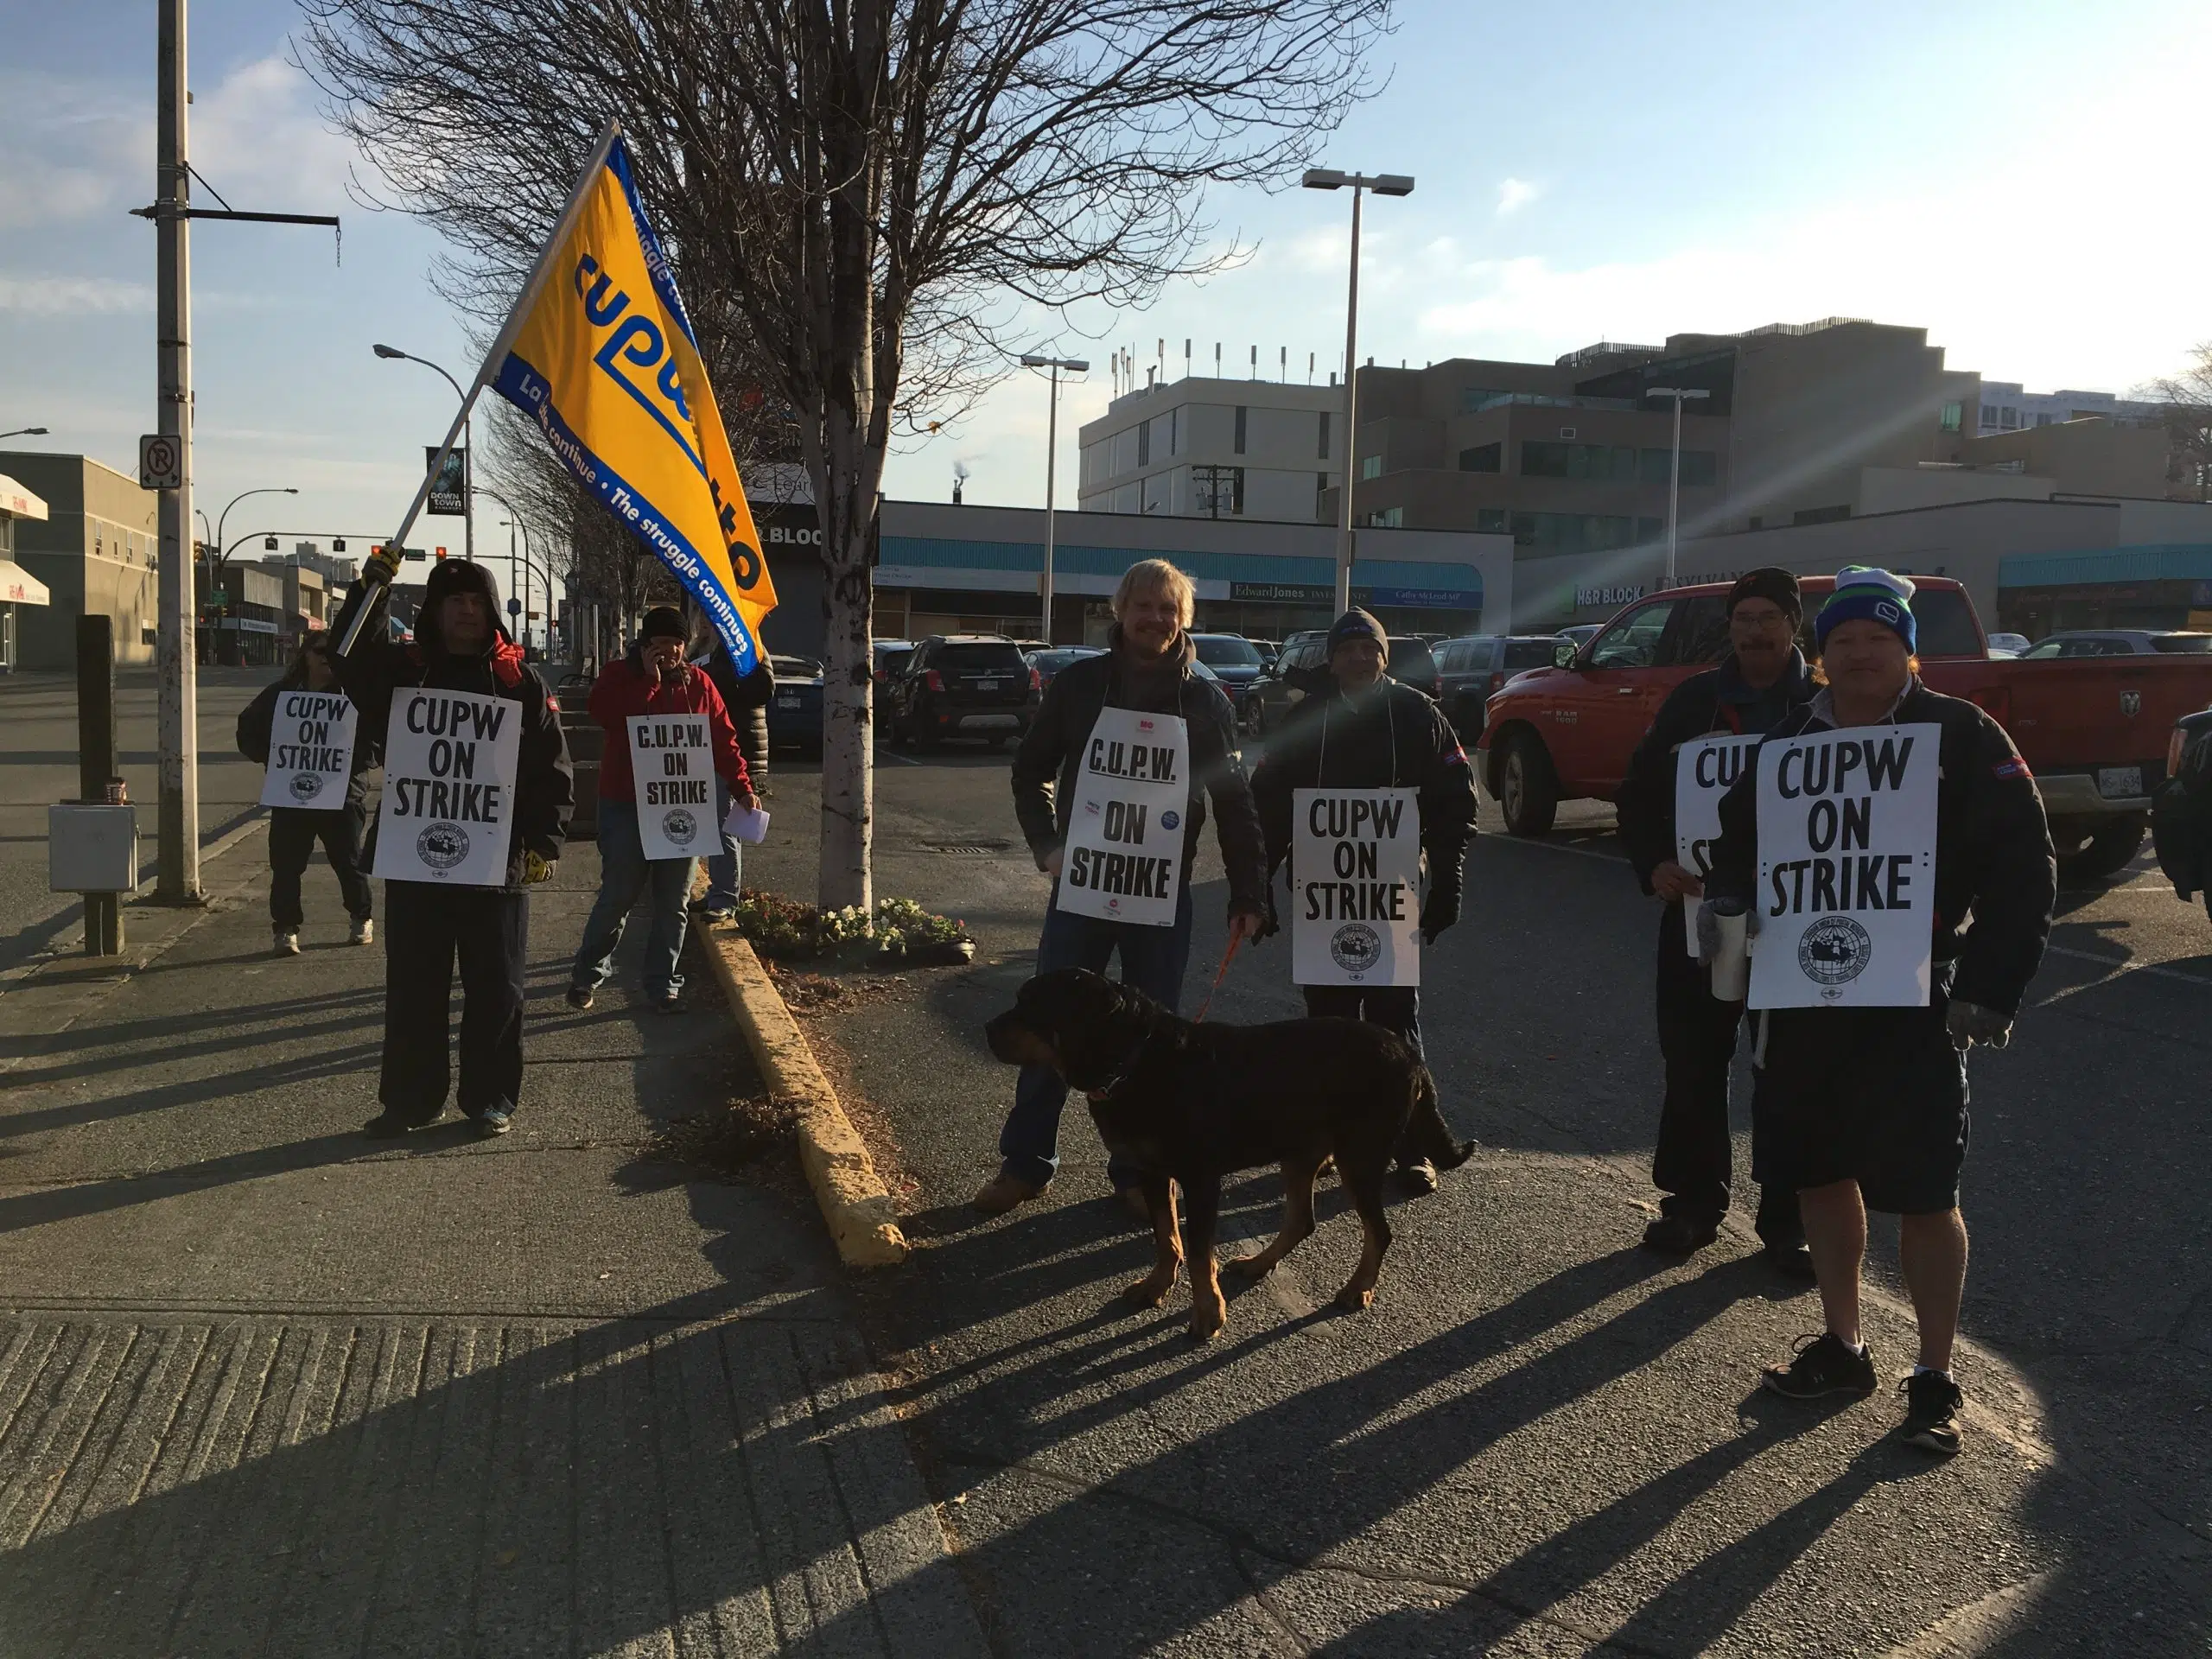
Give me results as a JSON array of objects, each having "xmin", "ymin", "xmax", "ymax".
[{"xmin": 700, "ymin": 928, "xmax": 910, "ymax": 1268}]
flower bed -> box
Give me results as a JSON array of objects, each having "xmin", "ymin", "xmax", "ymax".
[{"xmin": 728, "ymin": 889, "xmax": 976, "ymax": 967}]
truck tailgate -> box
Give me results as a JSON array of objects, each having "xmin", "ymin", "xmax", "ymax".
[{"xmin": 1988, "ymin": 658, "xmax": 2212, "ymax": 772}]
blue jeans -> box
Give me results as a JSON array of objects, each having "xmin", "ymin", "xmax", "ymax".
[
  {"xmin": 705, "ymin": 778, "xmax": 743, "ymax": 911},
  {"xmin": 999, "ymin": 882, "xmax": 1194, "ymax": 1190},
  {"xmin": 571, "ymin": 798, "xmax": 696, "ymax": 998}
]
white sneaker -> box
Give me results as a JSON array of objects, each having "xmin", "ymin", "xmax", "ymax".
[
  {"xmin": 273, "ymin": 929, "xmax": 301, "ymax": 957},
  {"xmin": 350, "ymin": 917, "xmax": 374, "ymax": 946}
]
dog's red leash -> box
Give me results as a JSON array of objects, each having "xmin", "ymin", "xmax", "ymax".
[{"xmin": 1191, "ymin": 933, "xmax": 1243, "ymax": 1024}]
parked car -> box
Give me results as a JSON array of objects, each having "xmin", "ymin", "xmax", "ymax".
[
  {"xmin": 1242, "ymin": 630, "xmax": 1333, "ymax": 736},
  {"xmin": 1986, "ymin": 632, "xmax": 2031, "ymax": 658},
  {"xmin": 1027, "ymin": 645, "xmax": 1104, "ymax": 690},
  {"xmin": 1387, "ymin": 635, "xmax": 1443, "ymax": 702},
  {"xmin": 886, "ymin": 634, "xmax": 1039, "ymax": 750},
  {"xmin": 1247, "ymin": 638, "xmax": 1283, "ymax": 668},
  {"xmin": 1556, "ymin": 623, "xmax": 1604, "ymax": 652},
  {"xmin": 1435, "ymin": 633, "xmax": 1569, "ymax": 743},
  {"xmin": 2018, "ymin": 630, "xmax": 2212, "ymax": 658},
  {"xmin": 1191, "ymin": 633, "xmax": 1268, "ymax": 723},
  {"xmin": 1473, "ymin": 575, "xmax": 2212, "ymax": 880},
  {"xmin": 766, "ymin": 654, "xmax": 823, "ymax": 756},
  {"xmin": 872, "ymin": 639, "xmax": 915, "ymax": 692},
  {"xmin": 2152, "ymin": 704, "xmax": 2212, "ymax": 920}
]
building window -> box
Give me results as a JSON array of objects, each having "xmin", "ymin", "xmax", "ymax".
[
  {"xmin": 1940, "ymin": 401, "xmax": 1962, "ymax": 433},
  {"xmin": 1527, "ymin": 441, "xmax": 1651, "ymax": 481},
  {"xmin": 1503, "ymin": 510, "xmax": 1641, "ymax": 557},
  {"xmin": 1458, "ymin": 387, "xmax": 1505, "ymax": 413},
  {"xmin": 1476, "ymin": 508, "xmax": 1507, "ymax": 533},
  {"xmin": 1316, "ymin": 473, "xmax": 1330, "ymax": 520},
  {"xmin": 1361, "ymin": 454, "xmax": 1383, "ymax": 480},
  {"xmin": 1365, "ymin": 506, "xmax": 1404, "ymax": 528},
  {"xmin": 1194, "ymin": 465, "xmax": 1243, "ymax": 518},
  {"xmin": 1458, "ymin": 442, "xmax": 1502, "ymax": 474},
  {"xmin": 1137, "ymin": 420, "xmax": 1150, "ymax": 467},
  {"xmin": 1792, "ymin": 504, "xmax": 1851, "ymax": 526},
  {"xmin": 1318, "ymin": 410, "xmax": 1330, "ymax": 460},
  {"xmin": 1170, "ymin": 408, "xmax": 1179, "ymax": 455},
  {"xmin": 1234, "ymin": 405, "xmax": 1247, "ymax": 454}
]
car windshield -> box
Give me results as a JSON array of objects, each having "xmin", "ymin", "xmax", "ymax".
[
  {"xmin": 2153, "ymin": 634, "xmax": 2212, "ymax": 653},
  {"xmin": 1193, "ymin": 635, "xmax": 1262, "ymax": 667},
  {"xmin": 772, "ymin": 656, "xmax": 822, "ymax": 679},
  {"xmin": 1388, "ymin": 639, "xmax": 1436, "ymax": 677},
  {"xmin": 936, "ymin": 643, "xmax": 1027, "ymax": 674},
  {"xmin": 1503, "ymin": 639, "xmax": 1560, "ymax": 674},
  {"xmin": 1034, "ymin": 648, "xmax": 1098, "ymax": 671}
]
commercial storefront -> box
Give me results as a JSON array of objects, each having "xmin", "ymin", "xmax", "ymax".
[
  {"xmin": 0, "ymin": 474, "xmax": 54, "ymax": 672},
  {"xmin": 1994, "ymin": 547, "xmax": 2212, "ymax": 637}
]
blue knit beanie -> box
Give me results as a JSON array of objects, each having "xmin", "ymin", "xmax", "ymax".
[{"xmin": 1815, "ymin": 567, "xmax": 1916, "ymax": 654}]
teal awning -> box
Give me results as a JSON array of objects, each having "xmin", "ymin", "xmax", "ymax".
[
  {"xmin": 878, "ymin": 536, "xmax": 1480, "ymax": 597},
  {"xmin": 1998, "ymin": 544, "xmax": 2212, "ymax": 588}
]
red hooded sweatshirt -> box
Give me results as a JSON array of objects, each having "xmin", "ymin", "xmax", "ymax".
[{"xmin": 589, "ymin": 653, "xmax": 750, "ymax": 802}]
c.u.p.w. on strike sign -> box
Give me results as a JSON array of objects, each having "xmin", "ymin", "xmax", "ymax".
[
  {"xmin": 1750, "ymin": 722, "xmax": 1939, "ymax": 1008},
  {"xmin": 1674, "ymin": 732, "xmax": 1760, "ymax": 957},
  {"xmin": 372, "ymin": 688, "xmax": 523, "ymax": 887},
  {"xmin": 628, "ymin": 713, "xmax": 713, "ymax": 860},
  {"xmin": 258, "ymin": 690, "xmax": 358, "ymax": 810},
  {"xmin": 1293, "ymin": 787, "xmax": 1421, "ymax": 987},
  {"xmin": 1055, "ymin": 706, "xmax": 1189, "ymax": 927}
]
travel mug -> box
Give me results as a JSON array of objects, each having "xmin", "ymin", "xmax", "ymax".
[{"xmin": 1707, "ymin": 901, "xmax": 1750, "ymax": 1002}]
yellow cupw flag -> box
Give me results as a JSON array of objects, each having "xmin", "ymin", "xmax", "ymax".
[{"xmin": 492, "ymin": 127, "xmax": 775, "ymax": 670}]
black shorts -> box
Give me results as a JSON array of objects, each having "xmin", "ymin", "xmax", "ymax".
[{"xmin": 1756, "ymin": 992, "xmax": 1970, "ymax": 1215}]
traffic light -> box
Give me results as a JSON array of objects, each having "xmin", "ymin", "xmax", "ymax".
[
  {"xmin": 435, "ymin": 546, "xmax": 448, "ymax": 560},
  {"xmin": 332, "ymin": 537, "xmax": 346, "ymax": 552},
  {"xmin": 264, "ymin": 536, "xmax": 277, "ymax": 550}
]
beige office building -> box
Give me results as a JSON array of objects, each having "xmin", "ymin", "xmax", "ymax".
[{"xmin": 0, "ymin": 452, "xmax": 161, "ymax": 670}]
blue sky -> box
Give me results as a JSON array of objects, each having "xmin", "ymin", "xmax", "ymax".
[{"xmin": 4, "ymin": 0, "xmax": 2208, "ymax": 578}]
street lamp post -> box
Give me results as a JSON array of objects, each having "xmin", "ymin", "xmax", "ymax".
[
  {"xmin": 204, "ymin": 486, "xmax": 296, "ymax": 663},
  {"xmin": 1644, "ymin": 387, "xmax": 1711, "ymax": 586},
  {"xmin": 1303, "ymin": 168, "xmax": 1414, "ymax": 613},
  {"xmin": 372, "ymin": 344, "xmax": 473, "ymax": 563},
  {"xmin": 1018, "ymin": 353, "xmax": 1089, "ymax": 644},
  {"xmin": 474, "ymin": 483, "xmax": 553, "ymax": 654},
  {"xmin": 0, "ymin": 427, "xmax": 48, "ymax": 441}
]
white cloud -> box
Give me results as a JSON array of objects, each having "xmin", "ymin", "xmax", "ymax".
[
  {"xmin": 1495, "ymin": 177, "xmax": 1541, "ymax": 218},
  {"xmin": 0, "ymin": 275, "xmax": 150, "ymax": 315}
]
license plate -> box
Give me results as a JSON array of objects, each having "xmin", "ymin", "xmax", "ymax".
[
  {"xmin": 963, "ymin": 714, "xmax": 1020, "ymax": 730},
  {"xmin": 776, "ymin": 695, "xmax": 802, "ymax": 709},
  {"xmin": 2097, "ymin": 766, "xmax": 2144, "ymax": 798},
  {"xmin": 975, "ymin": 679, "xmax": 1001, "ymax": 692}
]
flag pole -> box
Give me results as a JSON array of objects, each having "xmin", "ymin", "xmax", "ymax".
[{"xmin": 336, "ymin": 116, "xmax": 624, "ymax": 656}]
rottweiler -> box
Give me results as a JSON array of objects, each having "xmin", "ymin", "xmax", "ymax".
[{"xmin": 984, "ymin": 967, "xmax": 1475, "ymax": 1341}]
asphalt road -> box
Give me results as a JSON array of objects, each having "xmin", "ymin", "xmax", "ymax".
[
  {"xmin": 0, "ymin": 667, "xmax": 269, "ymax": 976},
  {"xmin": 741, "ymin": 734, "xmax": 2211, "ymax": 1656}
]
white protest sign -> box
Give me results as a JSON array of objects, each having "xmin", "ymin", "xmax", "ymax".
[
  {"xmin": 628, "ymin": 713, "xmax": 714, "ymax": 860},
  {"xmin": 1750, "ymin": 722, "xmax": 1940, "ymax": 1009},
  {"xmin": 1292, "ymin": 787, "xmax": 1421, "ymax": 986},
  {"xmin": 1675, "ymin": 732, "xmax": 1762, "ymax": 957},
  {"xmin": 258, "ymin": 690, "xmax": 359, "ymax": 810},
  {"xmin": 372, "ymin": 687, "xmax": 523, "ymax": 887},
  {"xmin": 1055, "ymin": 706, "xmax": 1188, "ymax": 927}
]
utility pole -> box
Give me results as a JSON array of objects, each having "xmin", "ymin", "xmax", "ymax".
[
  {"xmin": 1020, "ymin": 354, "xmax": 1087, "ymax": 645},
  {"xmin": 1645, "ymin": 386, "xmax": 1711, "ymax": 586},
  {"xmin": 155, "ymin": 0, "xmax": 200, "ymax": 903}
]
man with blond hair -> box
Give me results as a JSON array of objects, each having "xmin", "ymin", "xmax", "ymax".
[{"xmin": 982, "ymin": 558, "xmax": 1269, "ymax": 1218}]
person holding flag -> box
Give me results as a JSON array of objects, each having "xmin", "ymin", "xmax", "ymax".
[
  {"xmin": 1249, "ymin": 607, "xmax": 1478, "ymax": 1196},
  {"xmin": 568, "ymin": 606, "xmax": 753, "ymax": 1014},
  {"xmin": 1614, "ymin": 569, "xmax": 1815, "ymax": 1274},
  {"xmin": 1699, "ymin": 567, "xmax": 2054, "ymax": 1457}
]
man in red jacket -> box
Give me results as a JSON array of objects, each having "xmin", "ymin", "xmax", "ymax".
[{"xmin": 568, "ymin": 607, "xmax": 754, "ymax": 1013}]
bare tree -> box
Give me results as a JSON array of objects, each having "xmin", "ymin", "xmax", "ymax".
[
  {"xmin": 302, "ymin": 0, "xmax": 1391, "ymax": 908},
  {"xmin": 2142, "ymin": 342, "xmax": 2212, "ymax": 502}
]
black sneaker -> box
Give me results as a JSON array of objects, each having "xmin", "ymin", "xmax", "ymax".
[
  {"xmin": 1762, "ymin": 1332, "xmax": 1878, "ymax": 1400},
  {"xmin": 1762, "ymin": 1240, "xmax": 1818, "ymax": 1282},
  {"xmin": 1897, "ymin": 1371, "xmax": 1964, "ymax": 1457},
  {"xmin": 1642, "ymin": 1211, "xmax": 1720, "ymax": 1255}
]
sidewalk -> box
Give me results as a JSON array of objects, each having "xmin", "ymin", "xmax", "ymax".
[{"xmin": 0, "ymin": 827, "xmax": 986, "ymax": 1655}]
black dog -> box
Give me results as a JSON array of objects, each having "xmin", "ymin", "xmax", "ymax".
[{"xmin": 985, "ymin": 967, "xmax": 1475, "ymax": 1340}]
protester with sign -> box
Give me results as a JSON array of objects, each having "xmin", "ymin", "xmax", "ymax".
[
  {"xmin": 328, "ymin": 556, "xmax": 573, "ymax": 1138},
  {"xmin": 695, "ymin": 637, "xmax": 774, "ymax": 923},
  {"xmin": 982, "ymin": 558, "xmax": 1268, "ymax": 1217},
  {"xmin": 236, "ymin": 633, "xmax": 380, "ymax": 954},
  {"xmin": 569, "ymin": 607, "xmax": 752, "ymax": 1013},
  {"xmin": 1251, "ymin": 607, "xmax": 1478, "ymax": 1195},
  {"xmin": 1700, "ymin": 568, "xmax": 2054, "ymax": 1456},
  {"xmin": 1614, "ymin": 569, "xmax": 1815, "ymax": 1272}
]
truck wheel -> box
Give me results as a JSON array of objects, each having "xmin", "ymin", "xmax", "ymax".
[
  {"xmin": 2053, "ymin": 815, "xmax": 2145, "ymax": 884},
  {"xmin": 1498, "ymin": 731, "xmax": 1560, "ymax": 838}
]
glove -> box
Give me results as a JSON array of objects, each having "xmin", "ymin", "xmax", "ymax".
[
  {"xmin": 1420, "ymin": 882, "xmax": 1461, "ymax": 944},
  {"xmin": 1253, "ymin": 894, "xmax": 1281, "ymax": 942},
  {"xmin": 365, "ymin": 540, "xmax": 404, "ymax": 584},
  {"xmin": 1946, "ymin": 999, "xmax": 2012, "ymax": 1052},
  {"xmin": 523, "ymin": 850, "xmax": 556, "ymax": 886}
]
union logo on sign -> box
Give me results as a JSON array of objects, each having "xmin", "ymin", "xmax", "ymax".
[
  {"xmin": 289, "ymin": 772, "xmax": 325, "ymax": 803},
  {"xmin": 416, "ymin": 822, "xmax": 471, "ymax": 871}
]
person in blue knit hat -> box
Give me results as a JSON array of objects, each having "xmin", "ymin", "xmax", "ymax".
[{"xmin": 1698, "ymin": 565, "xmax": 2056, "ymax": 1458}]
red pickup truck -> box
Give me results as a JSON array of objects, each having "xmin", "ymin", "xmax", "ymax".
[{"xmin": 1474, "ymin": 575, "xmax": 2212, "ymax": 880}]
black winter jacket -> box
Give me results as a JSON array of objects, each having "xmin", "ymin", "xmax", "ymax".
[
  {"xmin": 1011, "ymin": 642, "xmax": 1268, "ymax": 918},
  {"xmin": 236, "ymin": 672, "xmax": 384, "ymax": 812},
  {"xmin": 699, "ymin": 642, "xmax": 772, "ymax": 786},
  {"xmin": 1616, "ymin": 651, "xmax": 1816, "ymax": 894},
  {"xmin": 1706, "ymin": 678, "xmax": 2056, "ymax": 1017},
  {"xmin": 1249, "ymin": 678, "xmax": 1478, "ymax": 902},
  {"xmin": 327, "ymin": 566, "xmax": 573, "ymax": 889}
]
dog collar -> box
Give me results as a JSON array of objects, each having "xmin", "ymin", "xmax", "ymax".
[{"xmin": 1082, "ymin": 1034, "xmax": 1150, "ymax": 1103}]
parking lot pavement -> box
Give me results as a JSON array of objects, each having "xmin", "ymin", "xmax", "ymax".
[
  {"xmin": 0, "ymin": 818, "xmax": 983, "ymax": 1655},
  {"xmin": 742, "ymin": 741, "xmax": 2212, "ymax": 1655}
]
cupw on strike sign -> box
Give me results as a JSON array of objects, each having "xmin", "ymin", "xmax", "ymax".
[
  {"xmin": 628, "ymin": 714, "xmax": 713, "ymax": 860},
  {"xmin": 1055, "ymin": 706, "xmax": 1188, "ymax": 927},
  {"xmin": 1674, "ymin": 733, "xmax": 1760, "ymax": 957},
  {"xmin": 1293, "ymin": 787, "xmax": 1420, "ymax": 986},
  {"xmin": 1750, "ymin": 723, "xmax": 1939, "ymax": 1008},
  {"xmin": 372, "ymin": 688, "xmax": 523, "ymax": 887},
  {"xmin": 258, "ymin": 690, "xmax": 358, "ymax": 810}
]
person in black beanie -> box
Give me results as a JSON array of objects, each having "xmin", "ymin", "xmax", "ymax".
[
  {"xmin": 694, "ymin": 635, "xmax": 774, "ymax": 921},
  {"xmin": 1615, "ymin": 567, "xmax": 1815, "ymax": 1273},
  {"xmin": 327, "ymin": 551, "xmax": 573, "ymax": 1138},
  {"xmin": 1251, "ymin": 607, "xmax": 1478, "ymax": 1195}
]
